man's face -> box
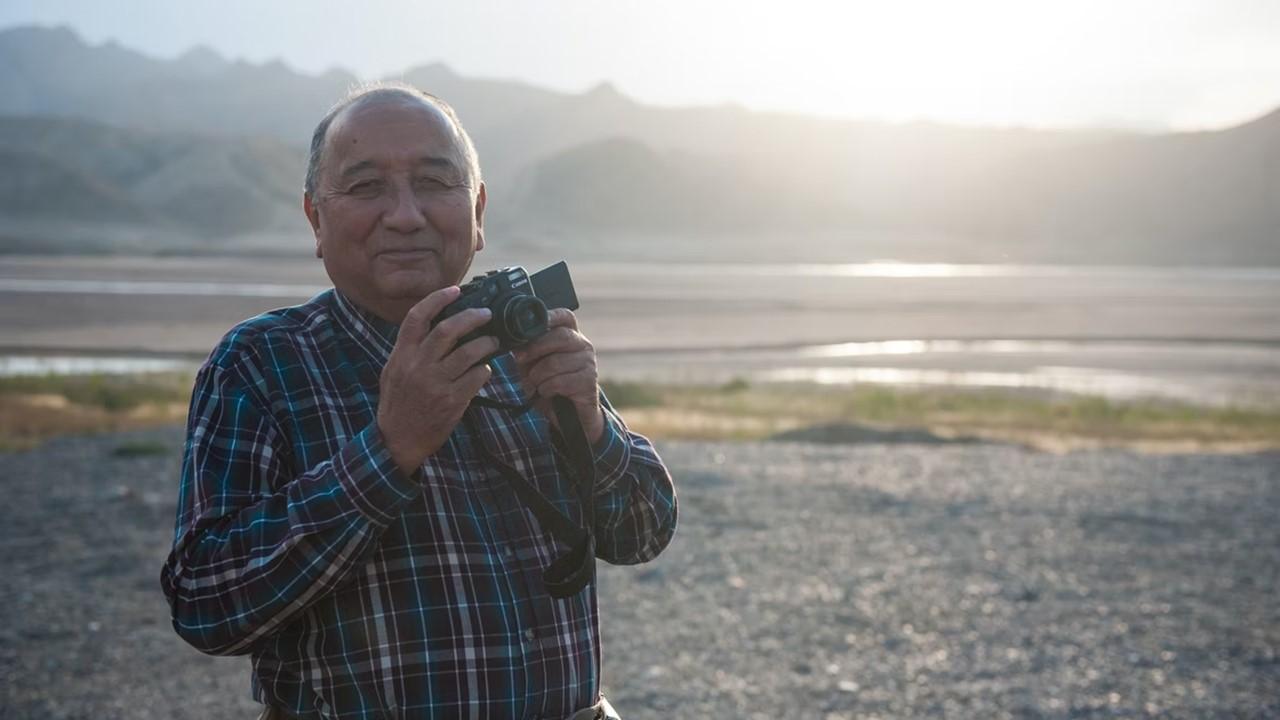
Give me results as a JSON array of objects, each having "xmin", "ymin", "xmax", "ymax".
[{"xmin": 305, "ymin": 98, "xmax": 485, "ymax": 323}]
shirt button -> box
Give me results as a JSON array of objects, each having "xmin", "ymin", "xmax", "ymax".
[
  {"xmin": 524, "ymin": 628, "xmax": 536, "ymax": 642},
  {"xmin": 504, "ymin": 547, "xmax": 513, "ymax": 559}
]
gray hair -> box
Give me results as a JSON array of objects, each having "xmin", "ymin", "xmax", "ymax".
[{"xmin": 304, "ymin": 82, "xmax": 482, "ymax": 198}]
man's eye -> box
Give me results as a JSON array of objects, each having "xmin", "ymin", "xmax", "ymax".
[
  {"xmin": 414, "ymin": 177, "xmax": 452, "ymax": 192},
  {"xmin": 347, "ymin": 180, "xmax": 383, "ymax": 196}
]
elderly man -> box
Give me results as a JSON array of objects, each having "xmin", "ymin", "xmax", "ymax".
[{"xmin": 161, "ymin": 84, "xmax": 677, "ymax": 720}]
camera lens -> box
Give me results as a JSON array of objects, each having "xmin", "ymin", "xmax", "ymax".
[{"xmin": 500, "ymin": 295, "xmax": 549, "ymax": 343}]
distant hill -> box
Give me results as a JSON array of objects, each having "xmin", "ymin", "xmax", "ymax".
[
  {"xmin": 1, "ymin": 25, "xmax": 1277, "ymax": 264},
  {"xmin": 0, "ymin": 26, "xmax": 352, "ymax": 144},
  {"xmin": 0, "ymin": 116, "xmax": 305, "ymax": 253}
]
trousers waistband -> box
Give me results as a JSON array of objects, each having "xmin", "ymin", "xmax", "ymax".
[
  {"xmin": 568, "ymin": 694, "xmax": 620, "ymax": 720},
  {"xmin": 257, "ymin": 695, "xmax": 619, "ymax": 720}
]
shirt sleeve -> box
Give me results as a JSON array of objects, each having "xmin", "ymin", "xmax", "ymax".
[
  {"xmin": 587, "ymin": 394, "xmax": 678, "ymax": 565},
  {"xmin": 160, "ymin": 362, "xmax": 422, "ymax": 656}
]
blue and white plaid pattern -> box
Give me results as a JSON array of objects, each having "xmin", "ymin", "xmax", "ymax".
[{"xmin": 161, "ymin": 289, "xmax": 677, "ymax": 719}]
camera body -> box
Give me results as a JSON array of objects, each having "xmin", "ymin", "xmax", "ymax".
[{"xmin": 435, "ymin": 262, "xmax": 579, "ymax": 354}]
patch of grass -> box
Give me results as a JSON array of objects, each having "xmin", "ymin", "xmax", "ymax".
[
  {"xmin": 0, "ymin": 372, "xmax": 190, "ymax": 411},
  {"xmin": 5, "ymin": 369, "xmax": 1278, "ymax": 454},
  {"xmin": 601, "ymin": 380, "xmax": 664, "ymax": 409},
  {"xmin": 111, "ymin": 441, "xmax": 176, "ymax": 458},
  {"xmin": 601, "ymin": 379, "xmax": 1280, "ymax": 451},
  {"xmin": 0, "ymin": 371, "xmax": 193, "ymax": 451}
]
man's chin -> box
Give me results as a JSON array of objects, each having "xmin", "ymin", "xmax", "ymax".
[
  {"xmin": 359, "ymin": 281, "xmax": 437, "ymax": 323},
  {"xmin": 378, "ymin": 270, "xmax": 442, "ymax": 299}
]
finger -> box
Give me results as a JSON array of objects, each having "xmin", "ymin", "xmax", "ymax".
[
  {"xmin": 535, "ymin": 367, "xmax": 597, "ymax": 402},
  {"xmin": 398, "ymin": 285, "xmax": 462, "ymax": 345},
  {"xmin": 423, "ymin": 307, "xmax": 492, "ymax": 360},
  {"xmin": 523, "ymin": 349, "xmax": 593, "ymax": 390},
  {"xmin": 530, "ymin": 356, "xmax": 596, "ymax": 395},
  {"xmin": 456, "ymin": 361, "xmax": 493, "ymax": 397},
  {"xmin": 545, "ymin": 308, "xmax": 579, "ymax": 331},
  {"xmin": 436, "ymin": 362, "xmax": 493, "ymax": 428},
  {"xmin": 514, "ymin": 327, "xmax": 588, "ymax": 366},
  {"xmin": 442, "ymin": 334, "xmax": 501, "ymax": 379}
]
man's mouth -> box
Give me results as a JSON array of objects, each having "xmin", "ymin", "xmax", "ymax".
[{"xmin": 377, "ymin": 248, "xmax": 435, "ymax": 262}]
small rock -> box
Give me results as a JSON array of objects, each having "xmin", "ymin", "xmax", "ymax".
[{"xmin": 107, "ymin": 485, "xmax": 133, "ymax": 500}]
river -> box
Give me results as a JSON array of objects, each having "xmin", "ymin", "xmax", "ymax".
[{"xmin": 2, "ymin": 255, "xmax": 1277, "ymax": 407}]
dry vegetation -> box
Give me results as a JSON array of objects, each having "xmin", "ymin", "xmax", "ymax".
[
  {"xmin": 0, "ymin": 372, "xmax": 192, "ymax": 451},
  {"xmin": 3, "ymin": 372, "xmax": 1278, "ymax": 453},
  {"xmin": 603, "ymin": 380, "xmax": 1280, "ymax": 453}
]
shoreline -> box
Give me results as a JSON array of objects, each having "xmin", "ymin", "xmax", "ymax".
[
  {"xmin": 3, "ymin": 254, "xmax": 1279, "ymax": 451},
  {"xmin": 5, "ymin": 331, "xmax": 1280, "ymax": 358}
]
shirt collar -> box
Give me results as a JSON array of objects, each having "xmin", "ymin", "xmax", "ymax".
[{"xmin": 329, "ymin": 288, "xmax": 399, "ymax": 364}]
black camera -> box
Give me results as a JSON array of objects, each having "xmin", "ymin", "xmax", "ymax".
[{"xmin": 436, "ymin": 261, "xmax": 580, "ymax": 353}]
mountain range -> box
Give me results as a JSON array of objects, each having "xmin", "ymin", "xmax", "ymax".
[{"xmin": 1, "ymin": 24, "xmax": 1276, "ymax": 264}]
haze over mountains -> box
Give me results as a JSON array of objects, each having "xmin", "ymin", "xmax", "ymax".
[{"xmin": 2, "ymin": 25, "xmax": 1277, "ymax": 264}]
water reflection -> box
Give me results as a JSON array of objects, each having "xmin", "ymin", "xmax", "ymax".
[
  {"xmin": 0, "ymin": 355, "xmax": 195, "ymax": 377},
  {"xmin": 0, "ymin": 278, "xmax": 325, "ymax": 297},
  {"xmin": 762, "ymin": 366, "xmax": 1204, "ymax": 403},
  {"xmin": 579, "ymin": 262, "xmax": 1280, "ymax": 281}
]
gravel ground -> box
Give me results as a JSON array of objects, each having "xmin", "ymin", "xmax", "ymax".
[{"xmin": 1, "ymin": 428, "xmax": 1277, "ymax": 719}]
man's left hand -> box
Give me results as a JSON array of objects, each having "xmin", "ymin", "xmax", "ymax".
[{"xmin": 511, "ymin": 308, "xmax": 605, "ymax": 444}]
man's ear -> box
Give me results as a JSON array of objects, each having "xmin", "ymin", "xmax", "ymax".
[
  {"xmin": 303, "ymin": 193, "xmax": 323, "ymax": 258},
  {"xmin": 473, "ymin": 182, "xmax": 487, "ymax": 253}
]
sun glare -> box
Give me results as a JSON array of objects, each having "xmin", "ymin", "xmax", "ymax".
[
  {"xmin": 726, "ymin": 1, "xmax": 1154, "ymax": 126},
  {"xmin": 5, "ymin": 0, "xmax": 1273, "ymax": 129},
  {"xmin": 627, "ymin": 0, "xmax": 1274, "ymax": 129}
]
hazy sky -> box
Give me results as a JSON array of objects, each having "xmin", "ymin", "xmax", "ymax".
[{"xmin": 3, "ymin": 0, "xmax": 1278, "ymax": 130}]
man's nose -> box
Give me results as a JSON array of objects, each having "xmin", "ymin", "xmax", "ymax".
[{"xmin": 381, "ymin": 181, "xmax": 428, "ymax": 233}]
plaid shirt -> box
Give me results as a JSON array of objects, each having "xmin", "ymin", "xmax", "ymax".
[{"xmin": 161, "ymin": 288, "xmax": 677, "ymax": 719}]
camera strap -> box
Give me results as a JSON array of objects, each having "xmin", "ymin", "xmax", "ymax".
[{"xmin": 468, "ymin": 395, "xmax": 596, "ymax": 599}]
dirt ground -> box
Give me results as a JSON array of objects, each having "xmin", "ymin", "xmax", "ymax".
[{"xmin": 1, "ymin": 427, "xmax": 1277, "ymax": 718}]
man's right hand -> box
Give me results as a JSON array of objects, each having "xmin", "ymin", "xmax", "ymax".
[{"xmin": 377, "ymin": 285, "xmax": 498, "ymax": 475}]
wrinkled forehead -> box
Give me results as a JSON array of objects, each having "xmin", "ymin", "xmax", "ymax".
[{"xmin": 324, "ymin": 95, "xmax": 467, "ymax": 177}]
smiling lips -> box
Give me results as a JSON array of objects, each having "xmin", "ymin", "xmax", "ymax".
[{"xmin": 377, "ymin": 248, "xmax": 435, "ymax": 262}]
